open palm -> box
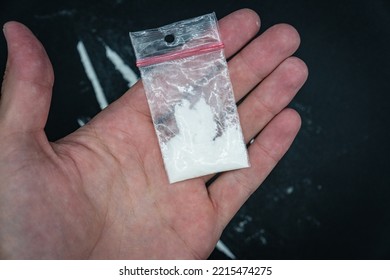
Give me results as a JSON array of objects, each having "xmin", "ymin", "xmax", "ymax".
[{"xmin": 0, "ymin": 9, "xmax": 307, "ymax": 259}]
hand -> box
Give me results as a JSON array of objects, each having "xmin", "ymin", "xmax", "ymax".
[{"xmin": 0, "ymin": 9, "xmax": 307, "ymax": 259}]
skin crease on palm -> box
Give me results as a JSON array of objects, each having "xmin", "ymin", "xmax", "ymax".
[{"xmin": 0, "ymin": 9, "xmax": 308, "ymax": 259}]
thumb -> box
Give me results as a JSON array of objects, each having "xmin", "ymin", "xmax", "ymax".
[{"xmin": 0, "ymin": 21, "xmax": 54, "ymax": 133}]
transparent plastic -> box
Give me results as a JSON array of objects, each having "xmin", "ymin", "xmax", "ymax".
[{"xmin": 130, "ymin": 13, "xmax": 249, "ymax": 183}]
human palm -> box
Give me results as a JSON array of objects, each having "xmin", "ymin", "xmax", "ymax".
[{"xmin": 0, "ymin": 9, "xmax": 307, "ymax": 259}]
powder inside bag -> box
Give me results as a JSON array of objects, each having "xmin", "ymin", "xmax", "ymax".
[{"xmin": 163, "ymin": 97, "xmax": 249, "ymax": 183}]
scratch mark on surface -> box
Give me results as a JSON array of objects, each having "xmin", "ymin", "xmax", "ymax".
[
  {"xmin": 77, "ymin": 40, "xmax": 108, "ymax": 110},
  {"xmin": 234, "ymin": 215, "xmax": 253, "ymax": 233},
  {"xmin": 34, "ymin": 9, "xmax": 76, "ymax": 20},
  {"xmin": 286, "ymin": 186, "xmax": 294, "ymax": 195},
  {"xmin": 105, "ymin": 45, "xmax": 138, "ymax": 87},
  {"xmin": 216, "ymin": 240, "xmax": 236, "ymax": 259}
]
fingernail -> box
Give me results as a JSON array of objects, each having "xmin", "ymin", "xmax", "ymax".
[
  {"xmin": 3, "ymin": 22, "xmax": 9, "ymax": 36},
  {"xmin": 3, "ymin": 22, "xmax": 15, "ymax": 36}
]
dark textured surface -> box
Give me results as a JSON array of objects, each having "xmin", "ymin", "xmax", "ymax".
[{"xmin": 1, "ymin": 0, "xmax": 389, "ymax": 259}]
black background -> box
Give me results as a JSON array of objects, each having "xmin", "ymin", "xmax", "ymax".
[{"xmin": 1, "ymin": 0, "xmax": 389, "ymax": 259}]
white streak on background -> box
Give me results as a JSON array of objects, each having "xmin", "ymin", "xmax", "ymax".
[
  {"xmin": 77, "ymin": 41, "xmax": 108, "ymax": 110},
  {"xmin": 216, "ymin": 240, "xmax": 237, "ymax": 259},
  {"xmin": 77, "ymin": 118, "xmax": 86, "ymax": 127},
  {"xmin": 105, "ymin": 45, "xmax": 138, "ymax": 87}
]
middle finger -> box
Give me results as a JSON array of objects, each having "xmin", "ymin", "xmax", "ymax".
[{"xmin": 228, "ymin": 23, "xmax": 301, "ymax": 102}]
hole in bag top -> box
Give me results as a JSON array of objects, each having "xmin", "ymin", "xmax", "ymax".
[
  {"xmin": 164, "ymin": 34, "xmax": 175, "ymax": 44},
  {"xmin": 130, "ymin": 12, "xmax": 223, "ymax": 67}
]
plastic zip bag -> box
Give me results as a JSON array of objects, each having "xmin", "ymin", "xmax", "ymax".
[{"xmin": 130, "ymin": 12, "xmax": 249, "ymax": 183}]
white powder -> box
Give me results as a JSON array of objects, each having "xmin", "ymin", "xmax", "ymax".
[{"xmin": 162, "ymin": 98, "xmax": 249, "ymax": 183}]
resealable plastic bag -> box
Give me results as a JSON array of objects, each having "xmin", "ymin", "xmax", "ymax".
[{"xmin": 130, "ymin": 12, "xmax": 249, "ymax": 183}]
